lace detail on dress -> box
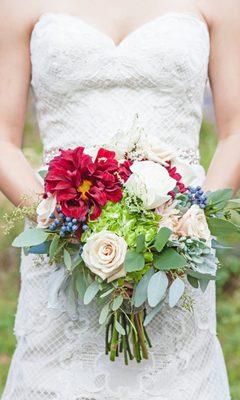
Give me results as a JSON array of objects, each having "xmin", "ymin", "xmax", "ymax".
[{"xmin": 2, "ymin": 11, "xmax": 231, "ymax": 400}]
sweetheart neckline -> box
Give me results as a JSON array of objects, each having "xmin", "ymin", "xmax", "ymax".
[{"xmin": 31, "ymin": 11, "xmax": 210, "ymax": 49}]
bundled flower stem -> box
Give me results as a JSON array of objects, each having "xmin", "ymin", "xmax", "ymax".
[{"xmin": 106, "ymin": 308, "xmax": 150, "ymax": 364}]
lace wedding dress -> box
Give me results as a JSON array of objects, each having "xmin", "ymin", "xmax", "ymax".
[{"xmin": 2, "ymin": 12, "xmax": 231, "ymax": 400}]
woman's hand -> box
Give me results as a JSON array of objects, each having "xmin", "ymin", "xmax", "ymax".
[
  {"xmin": 202, "ymin": 0, "xmax": 240, "ymax": 193},
  {"xmin": 0, "ymin": 4, "xmax": 43, "ymax": 207}
]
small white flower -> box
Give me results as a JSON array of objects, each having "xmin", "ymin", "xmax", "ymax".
[
  {"xmin": 177, "ymin": 204, "xmax": 211, "ymax": 246},
  {"xmin": 125, "ymin": 160, "xmax": 176, "ymax": 209},
  {"xmin": 107, "ymin": 117, "xmax": 177, "ymax": 165},
  {"xmin": 82, "ymin": 231, "xmax": 127, "ymax": 283},
  {"xmin": 36, "ymin": 194, "xmax": 57, "ymax": 228}
]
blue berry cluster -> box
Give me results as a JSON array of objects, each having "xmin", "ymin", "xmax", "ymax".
[
  {"xmin": 187, "ymin": 186, "xmax": 208, "ymax": 209},
  {"xmin": 48, "ymin": 208, "xmax": 81, "ymax": 237}
]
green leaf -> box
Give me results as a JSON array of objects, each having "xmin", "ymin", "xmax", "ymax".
[
  {"xmin": 64, "ymin": 249, "xmax": 72, "ymax": 270},
  {"xmin": 134, "ymin": 268, "xmax": 154, "ymax": 307},
  {"xmin": 186, "ymin": 269, "xmax": 217, "ymax": 281},
  {"xmin": 49, "ymin": 235, "xmax": 60, "ymax": 261},
  {"xmin": 12, "ymin": 229, "xmax": 48, "ymax": 248},
  {"xmin": 75, "ymin": 272, "xmax": 87, "ymax": 298},
  {"xmin": 72, "ymin": 256, "xmax": 83, "ymax": 269},
  {"xmin": 169, "ymin": 278, "xmax": 185, "ymax": 308},
  {"xmin": 147, "ymin": 271, "xmax": 168, "ymax": 307},
  {"xmin": 38, "ymin": 169, "xmax": 48, "ymax": 180},
  {"xmin": 99, "ymin": 303, "xmax": 110, "ymax": 324},
  {"xmin": 144, "ymin": 301, "xmax": 164, "ymax": 326},
  {"xmin": 153, "ymin": 248, "xmax": 186, "ymax": 271},
  {"xmin": 187, "ymin": 275, "xmax": 199, "ymax": 288},
  {"xmin": 153, "ymin": 228, "xmax": 172, "ymax": 252},
  {"xmin": 199, "ymin": 279, "xmax": 210, "ymax": 293},
  {"xmin": 100, "ymin": 288, "xmax": 115, "ymax": 298},
  {"xmin": 115, "ymin": 320, "xmax": 125, "ymax": 335},
  {"xmin": 124, "ymin": 250, "xmax": 145, "ymax": 272},
  {"xmin": 29, "ymin": 242, "xmax": 50, "ymax": 254},
  {"xmin": 207, "ymin": 217, "xmax": 240, "ymax": 241},
  {"xmin": 136, "ymin": 234, "xmax": 145, "ymax": 253},
  {"xmin": 112, "ymin": 295, "xmax": 123, "ymax": 311},
  {"xmin": 206, "ymin": 189, "xmax": 233, "ymax": 209},
  {"xmin": 83, "ymin": 281, "xmax": 100, "ymax": 305}
]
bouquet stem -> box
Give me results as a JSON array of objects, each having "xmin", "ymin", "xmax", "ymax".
[{"xmin": 106, "ymin": 308, "xmax": 151, "ymax": 364}]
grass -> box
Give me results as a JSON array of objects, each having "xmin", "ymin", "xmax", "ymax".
[{"xmin": 0, "ymin": 119, "xmax": 239, "ymax": 397}]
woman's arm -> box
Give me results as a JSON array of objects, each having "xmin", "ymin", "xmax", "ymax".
[
  {"xmin": 0, "ymin": 4, "xmax": 43, "ymax": 207},
  {"xmin": 202, "ymin": 0, "xmax": 240, "ymax": 193}
]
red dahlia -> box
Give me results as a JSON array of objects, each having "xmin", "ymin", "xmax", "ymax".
[
  {"xmin": 45, "ymin": 147, "xmax": 130, "ymax": 220},
  {"xmin": 165, "ymin": 162, "xmax": 187, "ymax": 197}
]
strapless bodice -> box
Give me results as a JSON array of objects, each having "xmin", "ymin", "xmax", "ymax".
[{"xmin": 30, "ymin": 12, "xmax": 210, "ymax": 162}]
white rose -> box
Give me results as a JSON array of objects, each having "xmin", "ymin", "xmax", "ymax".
[
  {"xmin": 177, "ymin": 205, "xmax": 211, "ymax": 246},
  {"xmin": 82, "ymin": 231, "xmax": 127, "ymax": 283},
  {"xmin": 125, "ymin": 160, "xmax": 176, "ymax": 209},
  {"xmin": 37, "ymin": 194, "xmax": 57, "ymax": 228}
]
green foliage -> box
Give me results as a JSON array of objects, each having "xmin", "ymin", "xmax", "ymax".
[
  {"xmin": 86, "ymin": 194, "xmax": 160, "ymax": 248},
  {"xmin": 153, "ymin": 227, "xmax": 172, "ymax": 252},
  {"xmin": 153, "ymin": 248, "xmax": 186, "ymax": 270},
  {"xmin": 12, "ymin": 228, "xmax": 49, "ymax": 248}
]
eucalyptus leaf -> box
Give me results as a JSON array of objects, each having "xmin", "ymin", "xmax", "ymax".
[
  {"xmin": 29, "ymin": 241, "xmax": 50, "ymax": 254},
  {"xmin": 100, "ymin": 288, "xmax": 115, "ymax": 298},
  {"xmin": 38, "ymin": 169, "xmax": 48, "ymax": 180},
  {"xmin": 72, "ymin": 256, "xmax": 83, "ymax": 269},
  {"xmin": 153, "ymin": 248, "xmax": 186, "ymax": 271},
  {"xmin": 124, "ymin": 250, "xmax": 145, "ymax": 272},
  {"xmin": 64, "ymin": 277, "xmax": 78, "ymax": 316},
  {"xmin": 169, "ymin": 278, "xmax": 185, "ymax": 308},
  {"xmin": 99, "ymin": 303, "xmax": 110, "ymax": 325},
  {"xmin": 64, "ymin": 249, "xmax": 72, "ymax": 270},
  {"xmin": 112, "ymin": 295, "xmax": 123, "ymax": 311},
  {"xmin": 49, "ymin": 235, "xmax": 60, "ymax": 261},
  {"xmin": 186, "ymin": 269, "xmax": 217, "ymax": 281},
  {"xmin": 136, "ymin": 234, "xmax": 146, "ymax": 253},
  {"xmin": 83, "ymin": 281, "xmax": 100, "ymax": 305},
  {"xmin": 12, "ymin": 229, "xmax": 48, "ymax": 248},
  {"xmin": 147, "ymin": 271, "xmax": 168, "ymax": 307},
  {"xmin": 154, "ymin": 227, "xmax": 172, "ymax": 252},
  {"xmin": 199, "ymin": 279, "xmax": 210, "ymax": 293},
  {"xmin": 143, "ymin": 301, "xmax": 164, "ymax": 326},
  {"xmin": 115, "ymin": 320, "xmax": 125, "ymax": 335},
  {"xmin": 187, "ymin": 275, "xmax": 199, "ymax": 288},
  {"xmin": 133, "ymin": 268, "xmax": 154, "ymax": 307},
  {"xmin": 75, "ymin": 272, "xmax": 87, "ymax": 298}
]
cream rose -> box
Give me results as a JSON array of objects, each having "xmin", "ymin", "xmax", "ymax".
[
  {"xmin": 177, "ymin": 205, "xmax": 211, "ymax": 246},
  {"xmin": 82, "ymin": 231, "xmax": 127, "ymax": 283},
  {"xmin": 125, "ymin": 160, "xmax": 176, "ymax": 209},
  {"xmin": 156, "ymin": 201, "xmax": 181, "ymax": 234},
  {"xmin": 37, "ymin": 194, "xmax": 57, "ymax": 228}
]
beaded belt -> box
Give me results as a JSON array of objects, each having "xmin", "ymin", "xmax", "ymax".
[{"xmin": 43, "ymin": 146, "xmax": 200, "ymax": 165}]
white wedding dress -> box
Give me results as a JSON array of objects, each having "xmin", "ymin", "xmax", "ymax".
[{"xmin": 2, "ymin": 12, "xmax": 231, "ymax": 400}]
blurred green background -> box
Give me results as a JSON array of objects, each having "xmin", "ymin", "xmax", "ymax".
[{"xmin": 0, "ymin": 111, "xmax": 239, "ymax": 398}]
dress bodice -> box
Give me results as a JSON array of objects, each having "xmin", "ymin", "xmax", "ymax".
[{"xmin": 30, "ymin": 12, "xmax": 210, "ymax": 162}]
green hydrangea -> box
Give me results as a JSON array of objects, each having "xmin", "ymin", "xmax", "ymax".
[{"xmin": 84, "ymin": 196, "xmax": 160, "ymax": 248}]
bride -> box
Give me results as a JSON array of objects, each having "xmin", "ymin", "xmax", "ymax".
[{"xmin": 1, "ymin": 0, "xmax": 239, "ymax": 399}]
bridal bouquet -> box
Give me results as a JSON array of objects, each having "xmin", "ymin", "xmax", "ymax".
[{"xmin": 12, "ymin": 122, "xmax": 240, "ymax": 364}]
